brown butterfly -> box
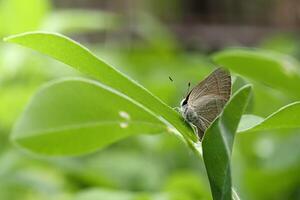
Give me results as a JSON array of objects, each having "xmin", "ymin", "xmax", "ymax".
[{"xmin": 180, "ymin": 68, "xmax": 231, "ymax": 140}]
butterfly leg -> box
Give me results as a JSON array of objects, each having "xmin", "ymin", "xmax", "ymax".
[{"xmin": 173, "ymin": 107, "xmax": 181, "ymax": 112}]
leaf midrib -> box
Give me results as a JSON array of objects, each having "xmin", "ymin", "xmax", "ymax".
[{"xmin": 12, "ymin": 121, "xmax": 166, "ymax": 140}]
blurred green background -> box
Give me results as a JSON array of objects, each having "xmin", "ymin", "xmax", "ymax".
[{"xmin": 0, "ymin": 0, "xmax": 300, "ymax": 199}]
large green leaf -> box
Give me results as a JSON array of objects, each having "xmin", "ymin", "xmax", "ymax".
[
  {"xmin": 202, "ymin": 85, "xmax": 252, "ymax": 200},
  {"xmin": 4, "ymin": 32, "xmax": 197, "ymax": 145},
  {"xmin": 11, "ymin": 78, "xmax": 166, "ymax": 156},
  {"xmin": 238, "ymin": 101, "xmax": 300, "ymax": 134},
  {"xmin": 213, "ymin": 49, "xmax": 300, "ymax": 98}
]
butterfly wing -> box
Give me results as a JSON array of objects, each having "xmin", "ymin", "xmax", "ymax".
[
  {"xmin": 191, "ymin": 95, "xmax": 228, "ymax": 139},
  {"xmin": 187, "ymin": 68, "xmax": 231, "ymax": 139},
  {"xmin": 187, "ymin": 68, "xmax": 231, "ymax": 104},
  {"xmin": 192, "ymin": 94, "xmax": 228, "ymax": 129}
]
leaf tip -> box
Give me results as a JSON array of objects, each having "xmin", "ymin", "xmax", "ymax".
[
  {"xmin": 236, "ymin": 84, "xmax": 252, "ymax": 95},
  {"xmin": 2, "ymin": 31, "xmax": 63, "ymax": 43},
  {"xmin": 3, "ymin": 35, "xmax": 13, "ymax": 42},
  {"xmin": 3, "ymin": 32, "xmax": 30, "ymax": 43}
]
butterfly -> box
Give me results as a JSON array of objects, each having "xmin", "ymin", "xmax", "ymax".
[{"xmin": 180, "ymin": 68, "xmax": 231, "ymax": 140}]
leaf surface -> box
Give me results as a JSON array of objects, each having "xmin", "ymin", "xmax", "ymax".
[
  {"xmin": 213, "ymin": 49, "xmax": 300, "ymax": 98},
  {"xmin": 4, "ymin": 32, "xmax": 197, "ymax": 145},
  {"xmin": 202, "ymin": 85, "xmax": 252, "ymax": 200},
  {"xmin": 238, "ymin": 102, "xmax": 300, "ymax": 133},
  {"xmin": 11, "ymin": 78, "xmax": 166, "ymax": 156}
]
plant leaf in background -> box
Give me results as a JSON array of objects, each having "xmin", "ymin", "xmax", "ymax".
[
  {"xmin": 11, "ymin": 78, "xmax": 166, "ymax": 156},
  {"xmin": 4, "ymin": 32, "xmax": 197, "ymax": 146},
  {"xmin": 238, "ymin": 101, "xmax": 300, "ymax": 133},
  {"xmin": 213, "ymin": 48, "xmax": 300, "ymax": 99},
  {"xmin": 202, "ymin": 85, "xmax": 252, "ymax": 200},
  {"xmin": 260, "ymin": 34, "xmax": 300, "ymax": 56}
]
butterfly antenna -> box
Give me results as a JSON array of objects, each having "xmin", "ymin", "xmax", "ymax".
[
  {"xmin": 181, "ymin": 82, "xmax": 191, "ymax": 100},
  {"xmin": 184, "ymin": 82, "xmax": 191, "ymax": 98}
]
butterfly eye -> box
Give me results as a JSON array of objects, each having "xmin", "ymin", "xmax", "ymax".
[{"xmin": 181, "ymin": 98, "xmax": 188, "ymax": 106}]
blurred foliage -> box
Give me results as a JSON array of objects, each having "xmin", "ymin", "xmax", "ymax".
[
  {"xmin": 1, "ymin": 0, "xmax": 300, "ymax": 200},
  {"xmin": 0, "ymin": 0, "xmax": 50, "ymax": 35}
]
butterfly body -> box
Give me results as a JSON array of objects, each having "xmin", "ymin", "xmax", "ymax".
[
  {"xmin": 180, "ymin": 68, "xmax": 231, "ymax": 140},
  {"xmin": 180, "ymin": 101, "xmax": 198, "ymax": 126}
]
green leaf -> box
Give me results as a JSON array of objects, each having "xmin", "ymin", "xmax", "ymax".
[
  {"xmin": 213, "ymin": 48, "xmax": 300, "ymax": 98},
  {"xmin": 4, "ymin": 31, "xmax": 197, "ymax": 145},
  {"xmin": 11, "ymin": 78, "xmax": 166, "ymax": 156},
  {"xmin": 202, "ymin": 85, "xmax": 252, "ymax": 200},
  {"xmin": 238, "ymin": 102, "xmax": 300, "ymax": 134}
]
